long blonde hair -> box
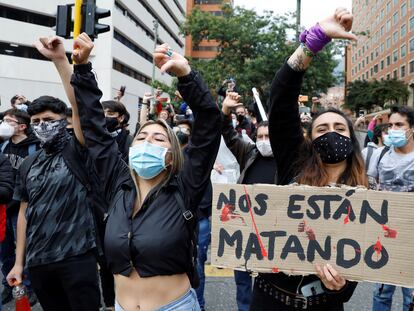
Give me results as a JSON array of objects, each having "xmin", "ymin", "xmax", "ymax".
[{"xmin": 129, "ymin": 119, "xmax": 184, "ymax": 206}]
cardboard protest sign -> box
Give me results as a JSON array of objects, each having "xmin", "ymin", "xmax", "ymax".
[{"xmin": 211, "ymin": 183, "xmax": 414, "ymax": 287}]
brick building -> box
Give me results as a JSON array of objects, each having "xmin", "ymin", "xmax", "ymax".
[
  {"xmin": 185, "ymin": 0, "xmax": 233, "ymax": 59},
  {"xmin": 346, "ymin": 0, "xmax": 414, "ymax": 106}
]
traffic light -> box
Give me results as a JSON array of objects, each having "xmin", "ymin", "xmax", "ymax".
[
  {"xmin": 83, "ymin": 2, "xmax": 111, "ymax": 39},
  {"xmin": 55, "ymin": 1, "xmax": 110, "ymax": 40},
  {"xmin": 56, "ymin": 4, "xmax": 73, "ymax": 39}
]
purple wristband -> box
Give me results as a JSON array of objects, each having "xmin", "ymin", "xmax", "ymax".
[{"xmin": 299, "ymin": 23, "xmax": 332, "ymax": 55}]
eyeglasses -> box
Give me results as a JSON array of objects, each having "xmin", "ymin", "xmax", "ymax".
[{"xmin": 1, "ymin": 119, "xmax": 20, "ymax": 125}]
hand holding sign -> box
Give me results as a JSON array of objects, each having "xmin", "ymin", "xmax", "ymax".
[{"xmin": 315, "ymin": 263, "xmax": 346, "ymax": 291}]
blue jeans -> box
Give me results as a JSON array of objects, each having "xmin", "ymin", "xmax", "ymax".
[
  {"xmin": 195, "ymin": 218, "xmax": 210, "ymax": 309},
  {"xmin": 372, "ymin": 283, "xmax": 413, "ymax": 311},
  {"xmin": 234, "ymin": 270, "xmax": 252, "ymax": 311},
  {"xmin": 0, "ymin": 212, "xmax": 31, "ymax": 289},
  {"xmin": 115, "ymin": 289, "xmax": 200, "ymax": 311}
]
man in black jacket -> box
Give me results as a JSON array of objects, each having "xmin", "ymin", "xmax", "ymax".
[
  {"xmin": 7, "ymin": 36, "xmax": 101, "ymax": 311},
  {"xmin": 0, "ymin": 109, "xmax": 39, "ymax": 305},
  {"xmin": 102, "ymin": 100, "xmax": 133, "ymax": 163},
  {"xmin": 221, "ymin": 92, "xmax": 277, "ymax": 311}
]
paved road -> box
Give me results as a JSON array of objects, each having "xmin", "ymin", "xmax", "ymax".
[{"xmin": 3, "ymin": 273, "xmax": 405, "ymax": 310}]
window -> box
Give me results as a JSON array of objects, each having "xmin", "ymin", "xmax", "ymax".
[
  {"xmin": 401, "ymin": 65, "xmax": 406, "ymax": 77},
  {"xmin": 386, "ymin": 19, "xmax": 391, "ymax": 32},
  {"xmin": 362, "ymin": 59, "xmax": 365, "ymax": 67},
  {"xmin": 193, "ymin": 45, "xmax": 220, "ymax": 51},
  {"xmin": 393, "ymin": 69, "xmax": 398, "ymax": 78},
  {"xmin": 366, "ymin": 71, "xmax": 369, "ymax": 79},
  {"xmin": 401, "ymin": 3, "xmax": 407, "ymax": 17},
  {"xmin": 381, "ymin": 59, "xmax": 384, "ymax": 70},
  {"xmin": 194, "ymin": 0, "xmax": 223, "ymax": 3},
  {"xmin": 376, "ymin": 47, "xmax": 379, "ymax": 57},
  {"xmin": 371, "ymin": 67, "xmax": 374, "ymax": 76},
  {"xmin": 381, "ymin": 43, "xmax": 385, "ymax": 53},
  {"xmin": 359, "ymin": 63, "xmax": 361, "ymax": 71},
  {"xmin": 0, "ymin": 4, "xmax": 55, "ymax": 27},
  {"xmin": 410, "ymin": 60, "xmax": 414, "ymax": 73},
  {"xmin": 387, "ymin": 73, "xmax": 391, "ymax": 79},
  {"xmin": 411, "ymin": 38, "xmax": 414, "ymax": 51},
  {"xmin": 387, "ymin": 55, "xmax": 391, "ymax": 66},
  {"xmin": 386, "ymin": 37, "xmax": 391, "ymax": 49},
  {"xmin": 113, "ymin": 30, "xmax": 153, "ymax": 63},
  {"xmin": 394, "ymin": 0, "xmax": 398, "ymax": 6},
  {"xmin": 401, "ymin": 44, "xmax": 407, "ymax": 57},
  {"xmin": 401, "ymin": 24, "xmax": 407, "ymax": 37},
  {"xmin": 374, "ymin": 64, "xmax": 379, "ymax": 73},
  {"xmin": 381, "ymin": 9, "xmax": 385, "ymax": 19},
  {"xmin": 0, "ymin": 41, "xmax": 71, "ymax": 62},
  {"xmin": 113, "ymin": 59, "xmax": 152, "ymax": 85},
  {"xmin": 410, "ymin": 16, "xmax": 414, "ymax": 31},
  {"xmin": 381, "ymin": 26, "xmax": 385, "ymax": 36},
  {"xmin": 411, "ymin": 0, "xmax": 414, "ymax": 8},
  {"xmin": 158, "ymin": 0, "xmax": 182, "ymax": 29},
  {"xmin": 371, "ymin": 52, "xmax": 374, "ymax": 61},
  {"xmin": 387, "ymin": 1, "xmax": 391, "ymax": 13},
  {"xmin": 393, "ymin": 31, "xmax": 399, "ymax": 43},
  {"xmin": 393, "ymin": 12, "xmax": 398, "ymax": 25},
  {"xmin": 393, "ymin": 49, "xmax": 398, "ymax": 62},
  {"xmin": 366, "ymin": 56, "xmax": 369, "ymax": 64}
]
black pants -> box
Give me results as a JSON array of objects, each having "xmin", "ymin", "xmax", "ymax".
[
  {"xmin": 250, "ymin": 279, "xmax": 344, "ymax": 311},
  {"xmin": 99, "ymin": 256, "xmax": 115, "ymax": 308},
  {"xmin": 29, "ymin": 251, "xmax": 100, "ymax": 311}
]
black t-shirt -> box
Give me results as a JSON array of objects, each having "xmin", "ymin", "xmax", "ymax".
[
  {"xmin": 243, "ymin": 154, "xmax": 277, "ymax": 184},
  {"xmin": 14, "ymin": 149, "xmax": 96, "ymax": 267}
]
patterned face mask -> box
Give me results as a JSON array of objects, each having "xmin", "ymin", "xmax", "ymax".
[
  {"xmin": 312, "ymin": 132, "xmax": 353, "ymax": 164},
  {"xmin": 32, "ymin": 119, "xmax": 68, "ymax": 144}
]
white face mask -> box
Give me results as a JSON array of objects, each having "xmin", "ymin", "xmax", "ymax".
[
  {"xmin": 0, "ymin": 122, "xmax": 15, "ymax": 139},
  {"xmin": 256, "ymin": 140, "xmax": 273, "ymax": 157}
]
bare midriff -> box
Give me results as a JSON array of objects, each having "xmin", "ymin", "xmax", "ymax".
[{"xmin": 114, "ymin": 269, "xmax": 190, "ymax": 311}]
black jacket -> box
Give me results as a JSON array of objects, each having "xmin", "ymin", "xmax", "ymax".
[
  {"xmin": 0, "ymin": 154, "xmax": 14, "ymax": 204},
  {"xmin": 71, "ymin": 63, "xmax": 221, "ymax": 277},
  {"xmin": 261, "ymin": 61, "xmax": 357, "ymax": 309},
  {"xmin": 221, "ymin": 113, "xmax": 277, "ymax": 184}
]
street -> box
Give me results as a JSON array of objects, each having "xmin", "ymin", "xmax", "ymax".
[{"xmin": 2, "ymin": 266, "xmax": 404, "ymax": 310}]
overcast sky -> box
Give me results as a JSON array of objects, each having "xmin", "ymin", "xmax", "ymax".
[{"xmin": 233, "ymin": 0, "xmax": 353, "ymax": 29}]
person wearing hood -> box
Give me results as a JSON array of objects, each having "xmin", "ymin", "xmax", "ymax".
[
  {"xmin": 221, "ymin": 91, "xmax": 277, "ymax": 311},
  {"xmin": 0, "ymin": 108, "xmax": 39, "ymax": 306},
  {"xmin": 102, "ymin": 100, "xmax": 133, "ymax": 163}
]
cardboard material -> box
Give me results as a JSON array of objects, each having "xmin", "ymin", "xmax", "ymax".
[{"xmin": 211, "ymin": 183, "xmax": 414, "ymax": 287}]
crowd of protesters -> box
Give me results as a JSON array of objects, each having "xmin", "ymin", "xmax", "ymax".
[{"xmin": 0, "ymin": 7, "xmax": 412, "ymax": 311}]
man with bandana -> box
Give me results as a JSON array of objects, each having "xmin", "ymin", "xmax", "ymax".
[
  {"xmin": 6, "ymin": 36, "xmax": 101, "ymax": 311},
  {"xmin": 221, "ymin": 91, "xmax": 277, "ymax": 311}
]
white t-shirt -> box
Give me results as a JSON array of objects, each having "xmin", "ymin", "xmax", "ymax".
[{"xmin": 367, "ymin": 146, "xmax": 414, "ymax": 192}]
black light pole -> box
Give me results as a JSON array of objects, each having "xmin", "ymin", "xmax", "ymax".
[{"xmin": 296, "ymin": 0, "xmax": 301, "ymax": 43}]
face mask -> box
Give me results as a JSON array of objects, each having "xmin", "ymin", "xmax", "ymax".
[
  {"xmin": 15, "ymin": 104, "xmax": 28, "ymax": 112},
  {"xmin": 312, "ymin": 132, "xmax": 353, "ymax": 164},
  {"xmin": 383, "ymin": 134, "xmax": 391, "ymax": 147},
  {"xmin": 0, "ymin": 122, "xmax": 15, "ymax": 139},
  {"xmin": 105, "ymin": 117, "xmax": 119, "ymax": 132},
  {"xmin": 237, "ymin": 114, "xmax": 245, "ymax": 123},
  {"xmin": 129, "ymin": 141, "xmax": 168, "ymax": 180},
  {"xmin": 32, "ymin": 119, "xmax": 67, "ymax": 144},
  {"xmin": 176, "ymin": 131, "xmax": 189, "ymax": 146},
  {"xmin": 232, "ymin": 119, "xmax": 237, "ymax": 128},
  {"xmin": 387, "ymin": 129, "xmax": 411, "ymax": 148},
  {"xmin": 256, "ymin": 140, "xmax": 273, "ymax": 157}
]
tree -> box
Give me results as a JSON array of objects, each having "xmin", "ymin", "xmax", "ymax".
[
  {"xmin": 181, "ymin": 5, "xmax": 339, "ymax": 106},
  {"xmin": 345, "ymin": 79, "xmax": 409, "ymax": 112}
]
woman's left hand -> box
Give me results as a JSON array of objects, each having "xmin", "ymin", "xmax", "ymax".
[
  {"xmin": 315, "ymin": 263, "xmax": 346, "ymax": 291},
  {"xmin": 153, "ymin": 44, "xmax": 191, "ymax": 77}
]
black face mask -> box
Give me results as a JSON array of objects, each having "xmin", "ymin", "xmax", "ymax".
[
  {"xmin": 237, "ymin": 114, "xmax": 245, "ymax": 123},
  {"xmin": 312, "ymin": 132, "xmax": 353, "ymax": 164},
  {"xmin": 105, "ymin": 117, "xmax": 119, "ymax": 132},
  {"xmin": 176, "ymin": 131, "xmax": 189, "ymax": 146}
]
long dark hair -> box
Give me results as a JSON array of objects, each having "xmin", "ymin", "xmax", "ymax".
[{"xmin": 296, "ymin": 108, "xmax": 368, "ymax": 187}]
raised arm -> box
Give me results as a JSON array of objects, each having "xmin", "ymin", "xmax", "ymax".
[
  {"xmin": 221, "ymin": 92, "xmax": 255, "ymax": 168},
  {"xmin": 154, "ymin": 44, "xmax": 221, "ymax": 209},
  {"xmin": 34, "ymin": 36, "xmax": 85, "ymax": 146},
  {"xmin": 269, "ymin": 8, "xmax": 357, "ymax": 185}
]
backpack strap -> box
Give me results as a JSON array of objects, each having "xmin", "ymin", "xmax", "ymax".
[
  {"xmin": 365, "ymin": 146, "xmax": 374, "ymax": 171},
  {"xmin": 377, "ymin": 146, "xmax": 390, "ymax": 167},
  {"xmin": 0, "ymin": 141, "xmax": 9, "ymax": 154},
  {"xmin": 20, "ymin": 150, "xmax": 42, "ymax": 190}
]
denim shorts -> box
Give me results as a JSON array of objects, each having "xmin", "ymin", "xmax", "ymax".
[{"xmin": 115, "ymin": 288, "xmax": 200, "ymax": 311}]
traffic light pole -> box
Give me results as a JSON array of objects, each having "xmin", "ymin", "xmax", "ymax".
[{"xmin": 74, "ymin": 0, "xmax": 83, "ymax": 38}]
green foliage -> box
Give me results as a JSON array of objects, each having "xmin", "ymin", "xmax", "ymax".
[
  {"xmin": 345, "ymin": 79, "xmax": 409, "ymax": 112},
  {"xmin": 181, "ymin": 5, "xmax": 339, "ymax": 105}
]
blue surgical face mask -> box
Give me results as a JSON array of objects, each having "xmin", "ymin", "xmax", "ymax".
[
  {"xmin": 383, "ymin": 134, "xmax": 391, "ymax": 147},
  {"xmin": 129, "ymin": 142, "xmax": 169, "ymax": 180},
  {"xmin": 388, "ymin": 129, "xmax": 411, "ymax": 148}
]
